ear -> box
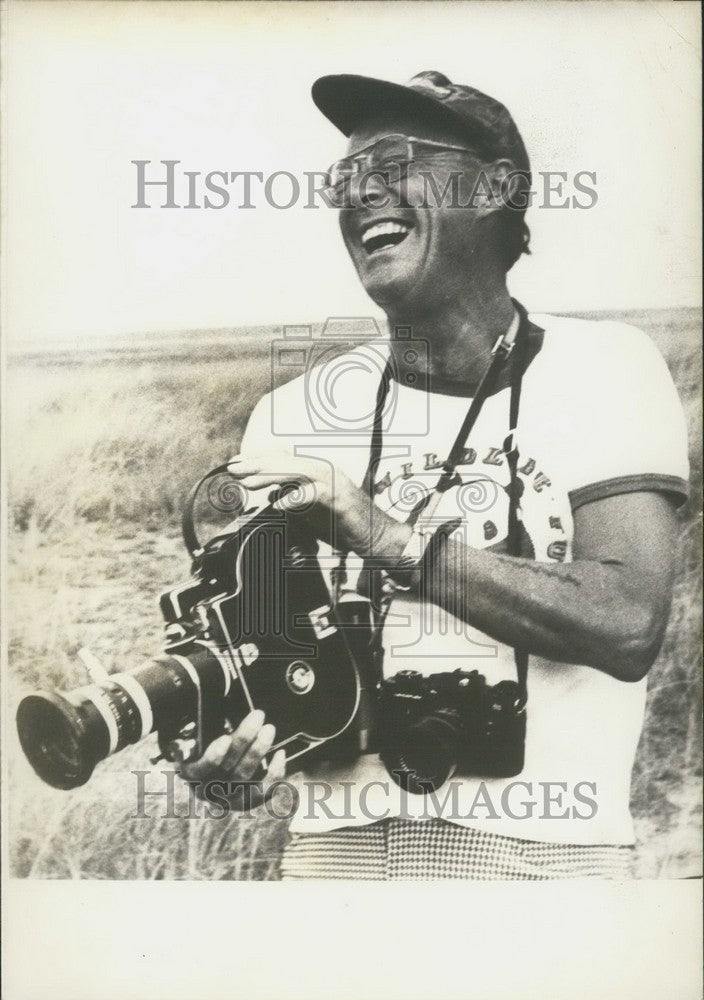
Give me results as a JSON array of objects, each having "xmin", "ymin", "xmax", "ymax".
[{"xmin": 479, "ymin": 159, "xmax": 529, "ymax": 215}]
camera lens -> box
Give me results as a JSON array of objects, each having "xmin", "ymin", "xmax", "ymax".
[
  {"xmin": 16, "ymin": 692, "xmax": 106, "ymax": 790},
  {"xmin": 16, "ymin": 653, "xmax": 207, "ymax": 790},
  {"xmin": 382, "ymin": 711, "xmax": 461, "ymax": 795}
]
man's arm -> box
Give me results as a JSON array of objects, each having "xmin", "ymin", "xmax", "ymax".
[
  {"xmin": 225, "ymin": 454, "xmax": 680, "ymax": 684},
  {"xmin": 366, "ymin": 490, "xmax": 679, "ymax": 683}
]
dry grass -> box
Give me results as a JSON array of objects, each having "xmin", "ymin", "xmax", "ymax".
[{"xmin": 5, "ymin": 310, "xmax": 702, "ymax": 879}]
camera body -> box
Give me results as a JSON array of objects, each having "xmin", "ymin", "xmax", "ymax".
[
  {"xmin": 157, "ymin": 506, "xmax": 367, "ymax": 764},
  {"xmin": 376, "ymin": 668, "xmax": 526, "ymax": 794},
  {"xmin": 16, "ymin": 499, "xmax": 367, "ymax": 790}
]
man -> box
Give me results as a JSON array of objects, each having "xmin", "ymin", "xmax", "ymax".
[{"xmin": 182, "ymin": 71, "xmax": 689, "ymax": 879}]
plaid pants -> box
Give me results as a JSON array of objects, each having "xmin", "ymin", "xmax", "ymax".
[{"xmin": 280, "ymin": 819, "xmax": 635, "ymax": 880}]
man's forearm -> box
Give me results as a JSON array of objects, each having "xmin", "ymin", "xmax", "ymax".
[
  {"xmin": 424, "ymin": 538, "xmax": 665, "ymax": 681},
  {"xmin": 334, "ymin": 481, "xmax": 667, "ymax": 682}
]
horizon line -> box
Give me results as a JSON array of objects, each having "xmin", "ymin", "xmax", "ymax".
[{"xmin": 7, "ymin": 303, "xmax": 702, "ymax": 361}]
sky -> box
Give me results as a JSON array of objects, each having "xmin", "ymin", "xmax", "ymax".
[{"xmin": 4, "ymin": 1, "xmax": 701, "ymax": 349}]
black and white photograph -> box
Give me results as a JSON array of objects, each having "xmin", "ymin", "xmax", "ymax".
[{"xmin": 2, "ymin": 2, "xmax": 702, "ymax": 998}]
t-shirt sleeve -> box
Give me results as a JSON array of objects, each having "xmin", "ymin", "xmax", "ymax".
[
  {"xmin": 558, "ymin": 322, "xmax": 689, "ymax": 511},
  {"xmin": 239, "ymin": 392, "xmax": 275, "ymax": 454}
]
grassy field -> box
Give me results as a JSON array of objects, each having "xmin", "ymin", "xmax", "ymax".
[{"xmin": 5, "ymin": 307, "xmax": 702, "ymax": 879}]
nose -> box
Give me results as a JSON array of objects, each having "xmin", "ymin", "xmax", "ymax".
[{"xmin": 347, "ymin": 169, "xmax": 392, "ymax": 210}]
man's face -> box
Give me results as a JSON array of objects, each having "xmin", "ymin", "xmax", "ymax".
[{"xmin": 336, "ymin": 113, "xmax": 490, "ymax": 312}]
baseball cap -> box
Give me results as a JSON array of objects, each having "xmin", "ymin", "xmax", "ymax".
[{"xmin": 312, "ymin": 70, "xmax": 530, "ymax": 178}]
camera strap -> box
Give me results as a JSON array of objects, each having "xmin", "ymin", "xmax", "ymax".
[{"xmin": 362, "ymin": 299, "xmax": 531, "ymax": 704}]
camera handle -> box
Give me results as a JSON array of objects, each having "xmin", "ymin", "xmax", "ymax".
[
  {"xmin": 181, "ymin": 462, "xmax": 233, "ymax": 557},
  {"xmin": 182, "ymin": 463, "xmax": 302, "ymax": 560}
]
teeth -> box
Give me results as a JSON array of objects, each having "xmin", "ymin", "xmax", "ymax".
[{"xmin": 361, "ymin": 221, "xmax": 410, "ymax": 246}]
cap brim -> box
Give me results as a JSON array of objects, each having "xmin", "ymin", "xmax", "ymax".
[{"xmin": 312, "ymin": 74, "xmax": 485, "ymax": 148}]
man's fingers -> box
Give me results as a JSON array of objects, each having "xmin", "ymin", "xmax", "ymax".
[
  {"xmin": 262, "ymin": 749, "xmax": 295, "ymax": 812},
  {"xmin": 234, "ymin": 707, "xmax": 266, "ymax": 744},
  {"xmin": 235, "ymin": 723, "xmax": 276, "ymax": 779},
  {"xmin": 267, "ymin": 748, "xmax": 287, "ymax": 782},
  {"xmin": 226, "ymin": 454, "xmax": 279, "ymax": 475},
  {"xmin": 180, "ymin": 709, "xmax": 265, "ymax": 780},
  {"xmin": 217, "ymin": 709, "xmax": 267, "ymax": 774},
  {"xmin": 184, "ymin": 737, "xmax": 287, "ymax": 811},
  {"xmin": 180, "ymin": 732, "xmax": 232, "ymax": 780},
  {"xmin": 232, "ymin": 474, "xmax": 282, "ymax": 490}
]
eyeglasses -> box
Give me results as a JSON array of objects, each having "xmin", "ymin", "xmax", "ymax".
[{"xmin": 324, "ymin": 133, "xmax": 475, "ymax": 207}]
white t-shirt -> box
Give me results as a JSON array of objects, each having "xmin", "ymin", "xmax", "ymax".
[{"xmin": 241, "ymin": 312, "xmax": 688, "ymax": 844}]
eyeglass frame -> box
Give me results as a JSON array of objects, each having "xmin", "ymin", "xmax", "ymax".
[{"xmin": 323, "ymin": 133, "xmax": 480, "ymax": 203}]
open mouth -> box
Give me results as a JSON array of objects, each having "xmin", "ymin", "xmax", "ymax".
[{"xmin": 360, "ymin": 220, "xmax": 413, "ymax": 256}]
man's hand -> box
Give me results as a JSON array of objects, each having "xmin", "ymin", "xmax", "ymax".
[
  {"xmin": 179, "ymin": 709, "xmax": 287, "ymax": 812},
  {"xmin": 228, "ymin": 451, "xmax": 341, "ymax": 509},
  {"xmin": 227, "ymin": 451, "xmax": 411, "ymax": 561}
]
